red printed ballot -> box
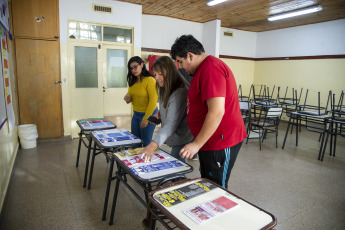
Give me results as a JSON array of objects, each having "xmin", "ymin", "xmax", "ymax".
[{"xmin": 183, "ymin": 196, "xmax": 239, "ymax": 224}]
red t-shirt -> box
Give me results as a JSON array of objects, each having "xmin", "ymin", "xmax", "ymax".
[{"xmin": 187, "ymin": 56, "xmax": 247, "ymax": 151}]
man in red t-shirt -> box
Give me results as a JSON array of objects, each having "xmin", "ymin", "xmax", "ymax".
[{"xmin": 170, "ymin": 35, "xmax": 247, "ymax": 188}]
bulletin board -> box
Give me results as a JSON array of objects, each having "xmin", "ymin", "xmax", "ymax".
[
  {"xmin": 0, "ymin": 64, "xmax": 6, "ymax": 129},
  {"xmin": 0, "ymin": 0, "xmax": 9, "ymax": 131},
  {"xmin": 0, "ymin": 24, "xmax": 14, "ymax": 132}
]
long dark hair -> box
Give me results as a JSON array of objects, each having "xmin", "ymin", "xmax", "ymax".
[
  {"xmin": 151, "ymin": 56, "xmax": 189, "ymax": 108},
  {"xmin": 127, "ymin": 56, "xmax": 153, "ymax": 87}
]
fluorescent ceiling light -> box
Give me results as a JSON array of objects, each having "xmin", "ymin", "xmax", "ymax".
[
  {"xmin": 268, "ymin": 5, "xmax": 322, "ymax": 21},
  {"xmin": 207, "ymin": 0, "xmax": 228, "ymax": 6}
]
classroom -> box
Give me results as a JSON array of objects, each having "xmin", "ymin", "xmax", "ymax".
[{"xmin": 1, "ymin": 0, "xmax": 345, "ymax": 229}]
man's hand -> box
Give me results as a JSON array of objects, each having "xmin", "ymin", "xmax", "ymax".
[{"xmin": 179, "ymin": 142, "xmax": 201, "ymax": 159}]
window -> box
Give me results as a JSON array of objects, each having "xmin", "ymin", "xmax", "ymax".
[
  {"xmin": 69, "ymin": 22, "xmax": 101, "ymax": 41},
  {"xmin": 103, "ymin": 27, "xmax": 132, "ymax": 43},
  {"xmin": 68, "ymin": 21, "xmax": 133, "ymax": 44}
]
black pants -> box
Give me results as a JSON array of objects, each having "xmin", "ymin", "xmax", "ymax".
[{"xmin": 198, "ymin": 141, "xmax": 242, "ymax": 189}]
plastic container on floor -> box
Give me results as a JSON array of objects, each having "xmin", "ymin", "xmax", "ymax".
[
  {"xmin": 20, "ymin": 139, "xmax": 37, "ymax": 149},
  {"xmin": 18, "ymin": 124, "xmax": 38, "ymax": 149}
]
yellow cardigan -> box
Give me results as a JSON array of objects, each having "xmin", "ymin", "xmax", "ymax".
[{"xmin": 126, "ymin": 76, "xmax": 158, "ymax": 122}]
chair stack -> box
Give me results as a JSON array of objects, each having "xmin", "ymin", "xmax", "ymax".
[{"xmin": 319, "ymin": 91, "xmax": 345, "ymax": 161}]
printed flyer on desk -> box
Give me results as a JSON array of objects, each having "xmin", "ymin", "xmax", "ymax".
[
  {"xmin": 154, "ymin": 179, "xmax": 217, "ymax": 207},
  {"xmin": 184, "ymin": 195, "xmax": 239, "ymax": 224}
]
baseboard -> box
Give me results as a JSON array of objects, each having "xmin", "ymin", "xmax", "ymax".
[{"xmin": 37, "ymin": 135, "xmax": 72, "ymax": 143}]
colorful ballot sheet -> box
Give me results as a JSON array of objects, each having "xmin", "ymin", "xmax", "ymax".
[
  {"xmin": 183, "ymin": 196, "xmax": 239, "ymax": 224},
  {"xmin": 114, "ymin": 148, "xmax": 190, "ymax": 180},
  {"xmin": 92, "ymin": 128, "xmax": 141, "ymax": 147},
  {"xmin": 77, "ymin": 118, "xmax": 115, "ymax": 130},
  {"xmin": 154, "ymin": 179, "xmax": 217, "ymax": 207}
]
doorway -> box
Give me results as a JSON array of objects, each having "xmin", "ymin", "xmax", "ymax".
[{"xmin": 68, "ymin": 41, "xmax": 132, "ymax": 137}]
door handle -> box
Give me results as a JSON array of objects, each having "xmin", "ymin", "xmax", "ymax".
[
  {"xmin": 103, "ymin": 86, "xmax": 107, "ymax": 92},
  {"xmin": 55, "ymin": 81, "xmax": 62, "ymax": 85}
]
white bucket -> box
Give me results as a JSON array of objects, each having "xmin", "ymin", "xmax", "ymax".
[
  {"xmin": 20, "ymin": 139, "xmax": 37, "ymax": 149},
  {"xmin": 18, "ymin": 124, "xmax": 38, "ymax": 149}
]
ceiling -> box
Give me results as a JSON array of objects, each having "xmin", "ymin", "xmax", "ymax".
[{"xmin": 116, "ymin": 0, "xmax": 345, "ymax": 32}]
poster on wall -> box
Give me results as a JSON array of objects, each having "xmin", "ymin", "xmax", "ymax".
[
  {"xmin": 0, "ymin": 51, "xmax": 6, "ymax": 130},
  {"xmin": 0, "ymin": 25, "xmax": 14, "ymax": 132},
  {"xmin": 0, "ymin": 0, "xmax": 9, "ymax": 31}
]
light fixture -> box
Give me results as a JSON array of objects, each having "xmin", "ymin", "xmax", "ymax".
[
  {"xmin": 268, "ymin": 5, "xmax": 322, "ymax": 21},
  {"xmin": 207, "ymin": 0, "xmax": 228, "ymax": 6}
]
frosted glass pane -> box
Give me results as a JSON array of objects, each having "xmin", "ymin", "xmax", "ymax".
[
  {"xmin": 103, "ymin": 27, "xmax": 132, "ymax": 43},
  {"xmin": 107, "ymin": 49, "xmax": 127, "ymax": 88},
  {"xmin": 75, "ymin": 47, "xmax": 98, "ymax": 88}
]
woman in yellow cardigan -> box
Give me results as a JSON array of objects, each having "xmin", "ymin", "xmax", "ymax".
[{"xmin": 124, "ymin": 56, "xmax": 158, "ymax": 146}]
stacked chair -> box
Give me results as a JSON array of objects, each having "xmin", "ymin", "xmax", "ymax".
[
  {"xmin": 245, "ymin": 84, "xmax": 283, "ymax": 150},
  {"xmin": 319, "ymin": 91, "xmax": 345, "ymax": 161}
]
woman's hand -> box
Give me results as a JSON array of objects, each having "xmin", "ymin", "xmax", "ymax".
[
  {"xmin": 153, "ymin": 112, "xmax": 160, "ymax": 119},
  {"xmin": 140, "ymin": 120, "xmax": 148, "ymax": 128},
  {"xmin": 140, "ymin": 141, "xmax": 158, "ymax": 163},
  {"xmin": 124, "ymin": 94, "xmax": 132, "ymax": 103}
]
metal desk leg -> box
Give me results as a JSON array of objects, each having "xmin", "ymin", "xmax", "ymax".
[
  {"xmin": 87, "ymin": 141, "xmax": 97, "ymax": 189},
  {"xmin": 148, "ymin": 202, "xmax": 156, "ymax": 230},
  {"xmin": 102, "ymin": 157, "xmax": 115, "ymax": 221},
  {"xmin": 109, "ymin": 174, "xmax": 121, "ymax": 225},
  {"xmin": 296, "ymin": 116, "xmax": 300, "ymax": 146},
  {"xmin": 282, "ymin": 116, "xmax": 292, "ymax": 149},
  {"xmin": 83, "ymin": 137, "xmax": 93, "ymax": 188},
  {"xmin": 142, "ymin": 201, "xmax": 156, "ymax": 230},
  {"xmin": 76, "ymin": 131, "xmax": 83, "ymax": 167},
  {"xmin": 333, "ymin": 123, "xmax": 338, "ymax": 157},
  {"xmin": 318, "ymin": 130, "xmax": 327, "ymax": 161},
  {"xmin": 319, "ymin": 126, "xmax": 330, "ymax": 161}
]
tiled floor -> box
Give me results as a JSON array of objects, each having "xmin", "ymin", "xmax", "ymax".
[{"xmin": 1, "ymin": 120, "xmax": 345, "ymax": 230}]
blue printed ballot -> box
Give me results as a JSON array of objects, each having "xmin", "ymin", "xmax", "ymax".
[{"xmin": 92, "ymin": 128, "xmax": 141, "ymax": 147}]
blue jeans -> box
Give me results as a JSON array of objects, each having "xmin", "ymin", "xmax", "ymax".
[
  {"xmin": 131, "ymin": 108, "xmax": 158, "ymax": 147},
  {"xmin": 171, "ymin": 144, "xmax": 188, "ymax": 163}
]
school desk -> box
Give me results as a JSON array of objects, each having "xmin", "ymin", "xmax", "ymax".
[
  {"xmin": 89, "ymin": 128, "xmax": 143, "ymax": 221},
  {"xmin": 105, "ymin": 148, "xmax": 193, "ymax": 226},
  {"xmin": 281, "ymin": 111, "xmax": 331, "ymax": 160},
  {"xmin": 76, "ymin": 118, "xmax": 116, "ymax": 187},
  {"xmin": 143, "ymin": 178, "xmax": 277, "ymax": 230}
]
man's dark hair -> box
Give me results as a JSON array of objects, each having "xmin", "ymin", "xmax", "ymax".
[{"xmin": 170, "ymin": 35, "xmax": 205, "ymax": 60}]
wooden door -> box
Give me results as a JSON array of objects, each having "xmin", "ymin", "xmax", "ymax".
[
  {"xmin": 15, "ymin": 39, "xmax": 63, "ymax": 138},
  {"xmin": 12, "ymin": 0, "xmax": 59, "ymax": 39}
]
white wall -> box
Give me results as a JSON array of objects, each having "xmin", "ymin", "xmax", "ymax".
[
  {"xmin": 202, "ymin": 19, "xmax": 221, "ymax": 57},
  {"xmin": 142, "ymin": 15, "xmax": 203, "ymax": 50},
  {"xmin": 256, "ymin": 18, "xmax": 345, "ymax": 58},
  {"xmin": 220, "ymin": 27, "xmax": 257, "ymax": 58},
  {"xmin": 59, "ymin": 0, "xmax": 142, "ymax": 47}
]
